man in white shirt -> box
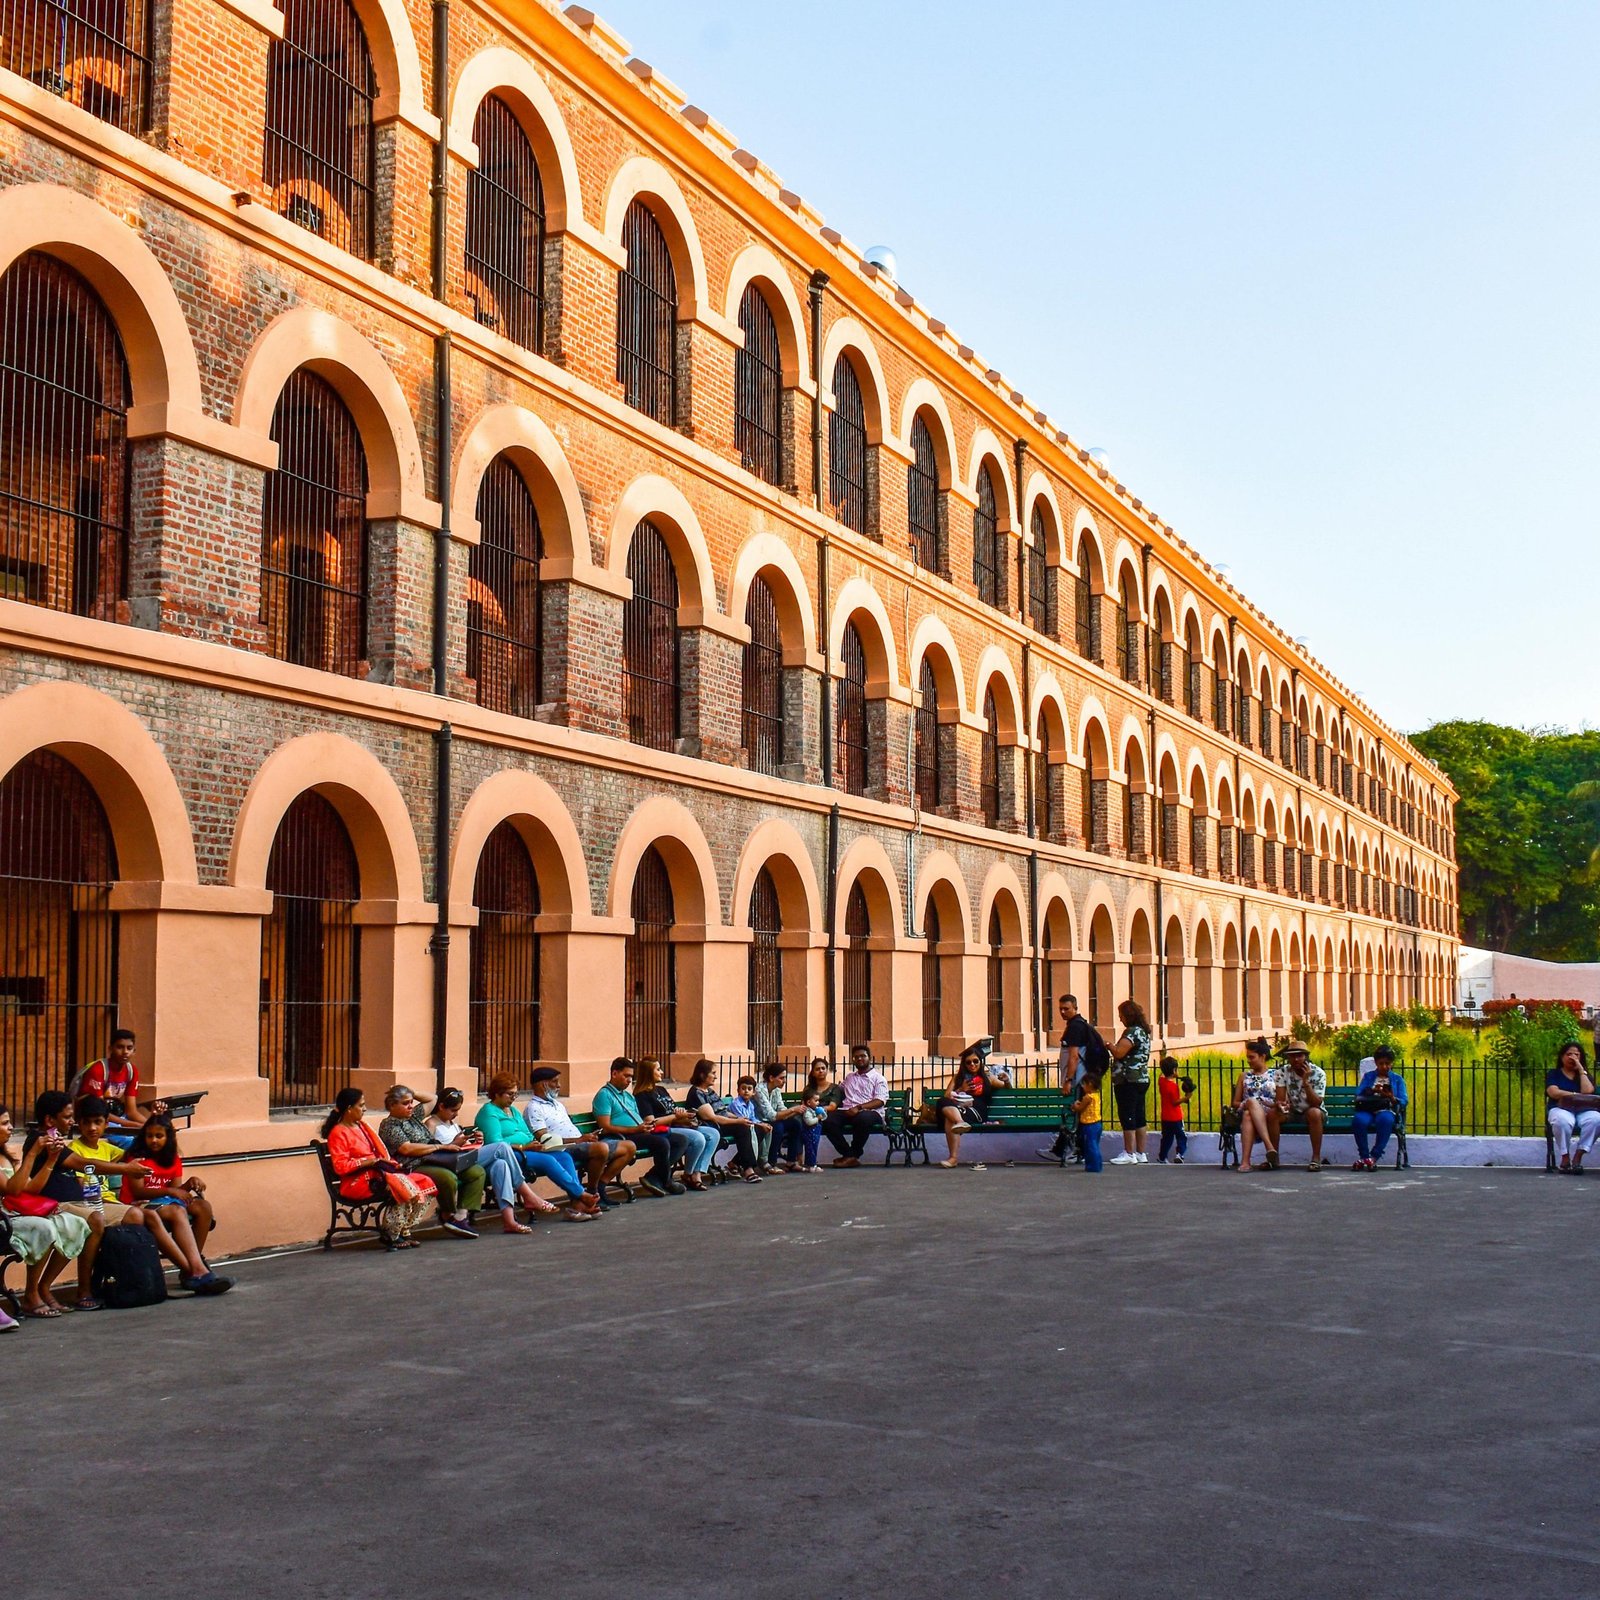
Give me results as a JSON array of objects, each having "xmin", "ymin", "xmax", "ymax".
[
  {"xmin": 523, "ymin": 1066, "xmax": 634, "ymax": 1203},
  {"xmin": 823, "ymin": 1044, "xmax": 889, "ymax": 1167}
]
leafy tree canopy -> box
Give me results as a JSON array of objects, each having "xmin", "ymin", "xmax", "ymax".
[{"xmin": 1411, "ymin": 721, "xmax": 1600, "ymax": 959}]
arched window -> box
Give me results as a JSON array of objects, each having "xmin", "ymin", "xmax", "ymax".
[
  {"xmin": 265, "ymin": 0, "xmax": 376, "ymax": 258},
  {"xmin": 625, "ymin": 845, "xmax": 674, "ymax": 1062},
  {"xmin": 260, "ymin": 791, "xmax": 359, "ymax": 1108},
  {"xmin": 468, "ymin": 457, "xmax": 541, "ymax": 716},
  {"xmin": 0, "ymin": 252, "xmax": 130, "ymax": 620},
  {"xmin": 3, "ymin": 0, "xmax": 153, "ymax": 132},
  {"xmin": 617, "ymin": 200, "xmax": 678, "ymax": 425},
  {"xmin": 1074, "ymin": 538, "xmax": 1098, "ymax": 660},
  {"xmin": 741, "ymin": 574, "xmax": 784, "ymax": 775},
  {"xmin": 907, "ymin": 415, "xmax": 939, "ymax": 571},
  {"xmin": 836, "ymin": 621, "xmax": 868, "ymax": 796},
  {"xmin": 1033, "ymin": 717, "xmax": 1053, "ymax": 836},
  {"xmin": 469, "ymin": 821, "xmax": 540, "ymax": 1089},
  {"xmin": 973, "ymin": 466, "xmax": 999, "ymax": 606},
  {"xmin": 828, "ymin": 356, "xmax": 868, "ymax": 533},
  {"xmin": 922, "ymin": 900, "xmax": 942, "ymax": 1051},
  {"xmin": 747, "ymin": 867, "xmax": 782, "ymax": 1062},
  {"xmin": 622, "ymin": 519, "xmax": 679, "ymax": 750},
  {"xmin": 980, "ymin": 688, "xmax": 1000, "ymax": 828},
  {"xmin": 465, "ymin": 94, "xmax": 545, "ymax": 351},
  {"xmin": 843, "ymin": 881, "xmax": 872, "ymax": 1046},
  {"xmin": 1116, "ymin": 579, "xmax": 1137, "ymax": 682},
  {"xmin": 261, "ymin": 371, "xmax": 368, "ymax": 676},
  {"xmin": 1028, "ymin": 506, "xmax": 1050, "ymax": 633},
  {"xmin": 735, "ymin": 284, "xmax": 782, "ymax": 485},
  {"xmin": 0, "ymin": 750, "xmax": 118, "ymax": 1116},
  {"xmin": 986, "ymin": 905, "xmax": 1005, "ymax": 1042},
  {"xmin": 914, "ymin": 659, "xmax": 941, "ymax": 812}
]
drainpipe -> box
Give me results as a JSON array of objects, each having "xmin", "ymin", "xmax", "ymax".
[
  {"xmin": 904, "ymin": 584, "xmax": 919, "ymax": 941},
  {"xmin": 429, "ymin": 0, "xmax": 453, "ymax": 1098},
  {"xmin": 1013, "ymin": 436, "xmax": 1027, "ymax": 619},
  {"xmin": 826, "ymin": 802, "xmax": 840, "ymax": 1064},
  {"xmin": 1148, "ymin": 703, "xmax": 1163, "ymax": 1050},
  {"xmin": 1139, "ymin": 542, "xmax": 1152, "ymax": 691},
  {"xmin": 809, "ymin": 271, "xmax": 832, "ymax": 788},
  {"xmin": 1021, "ymin": 638, "xmax": 1040, "ymax": 1049}
]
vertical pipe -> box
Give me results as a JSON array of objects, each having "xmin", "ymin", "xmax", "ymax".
[
  {"xmin": 1013, "ymin": 436, "xmax": 1027, "ymax": 619},
  {"xmin": 809, "ymin": 271, "xmax": 832, "ymax": 789},
  {"xmin": 826, "ymin": 802, "xmax": 840, "ymax": 1063}
]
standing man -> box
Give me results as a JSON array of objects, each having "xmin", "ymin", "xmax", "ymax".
[
  {"xmin": 1275, "ymin": 1044, "xmax": 1327, "ymax": 1170},
  {"xmin": 1039, "ymin": 994, "xmax": 1096, "ymax": 1164},
  {"xmin": 823, "ymin": 1045, "xmax": 889, "ymax": 1167},
  {"xmin": 524, "ymin": 1066, "xmax": 633, "ymax": 1204},
  {"xmin": 591, "ymin": 1058, "xmax": 682, "ymax": 1196}
]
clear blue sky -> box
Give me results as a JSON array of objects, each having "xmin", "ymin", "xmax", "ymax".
[{"xmin": 589, "ymin": 0, "xmax": 1599, "ymax": 736}]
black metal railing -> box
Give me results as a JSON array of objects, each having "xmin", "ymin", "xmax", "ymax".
[
  {"xmin": 735, "ymin": 284, "xmax": 782, "ymax": 485},
  {"xmin": 622, "ymin": 518, "xmax": 679, "ymax": 751},
  {"xmin": 973, "ymin": 468, "xmax": 999, "ymax": 606},
  {"xmin": 2, "ymin": 0, "xmax": 152, "ymax": 135},
  {"xmin": 835, "ymin": 622, "xmax": 868, "ymax": 795},
  {"xmin": 741, "ymin": 574, "xmax": 784, "ymax": 774},
  {"xmin": 468, "ymin": 456, "xmax": 542, "ymax": 716},
  {"xmin": 469, "ymin": 820, "xmax": 540, "ymax": 1090},
  {"xmin": 625, "ymin": 845, "xmax": 675, "ymax": 1063},
  {"xmin": 828, "ymin": 356, "xmax": 868, "ymax": 533},
  {"xmin": 465, "ymin": 94, "xmax": 545, "ymax": 351},
  {"xmin": 908, "ymin": 416, "xmax": 939, "ymax": 571},
  {"xmin": 746, "ymin": 868, "xmax": 782, "ymax": 1062},
  {"xmin": 617, "ymin": 200, "xmax": 677, "ymax": 425}
]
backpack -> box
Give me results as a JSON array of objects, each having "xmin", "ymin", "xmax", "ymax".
[
  {"xmin": 91, "ymin": 1223, "xmax": 168, "ymax": 1309},
  {"xmin": 1081, "ymin": 1030, "xmax": 1111, "ymax": 1075}
]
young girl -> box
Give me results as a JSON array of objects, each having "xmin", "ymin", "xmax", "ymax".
[
  {"xmin": 796, "ymin": 1087, "xmax": 827, "ymax": 1172},
  {"xmin": 1076, "ymin": 1070, "xmax": 1104, "ymax": 1174},
  {"xmin": 122, "ymin": 1119, "xmax": 232, "ymax": 1293},
  {"xmin": 0, "ymin": 1101, "xmax": 92, "ymax": 1319},
  {"xmin": 321, "ymin": 1089, "xmax": 437, "ymax": 1249}
]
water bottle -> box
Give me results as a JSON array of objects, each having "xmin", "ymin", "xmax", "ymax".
[{"xmin": 81, "ymin": 1165, "xmax": 104, "ymax": 1207}]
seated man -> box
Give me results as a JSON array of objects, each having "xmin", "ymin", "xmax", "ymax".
[
  {"xmin": 822, "ymin": 1045, "xmax": 889, "ymax": 1168},
  {"xmin": 591, "ymin": 1058, "xmax": 681, "ymax": 1197},
  {"xmin": 1351, "ymin": 1045, "xmax": 1408, "ymax": 1170},
  {"xmin": 69, "ymin": 1029, "xmax": 166, "ymax": 1148},
  {"xmin": 378, "ymin": 1085, "xmax": 483, "ymax": 1238},
  {"xmin": 1275, "ymin": 1043, "xmax": 1327, "ymax": 1170},
  {"xmin": 524, "ymin": 1066, "xmax": 634, "ymax": 1205}
]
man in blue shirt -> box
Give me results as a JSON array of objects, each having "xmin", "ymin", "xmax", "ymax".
[
  {"xmin": 1351, "ymin": 1045, "xmax": 1407, "ymax": 1169},
  {"xmin": 592, "ymin": 1058, "xmax": 681, "ymax": 1196}
]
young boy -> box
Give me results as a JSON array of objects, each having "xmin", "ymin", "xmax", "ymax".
[
  {"xmin": 70, "ymin": 1028, "xmax": 166, "ymax": 1145},
  {"xmin": 1157, "ymin": 1056, "xmax": 1192, "ymax": 1163},
  {"xmin": 1076, "ymin": 1069, "xmax": 1104, "ymax": 1174},
  {"xmin": 796, "ymin": 1087, "xmax": 826, "ymax": 1172},
  {"xmin": 724, "ymin": 1076, "xmax": 774, "ymax": 1176}
]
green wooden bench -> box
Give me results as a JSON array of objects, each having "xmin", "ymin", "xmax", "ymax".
[
  {"xmin": 785, "ymin": 1089, "xmax": 920, "ymax": 1165},
  {"xmin": 1219, "ymin": 1085, "xmax": 1407, "ymax": 1169},
  {"xmin": 916, "ymin": 1086, "xmax": 1074, "ymax": 1160}
]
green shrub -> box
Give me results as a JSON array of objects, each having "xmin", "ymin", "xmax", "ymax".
[
  {"xmin": 1419, "ymin": 1026, "xmax": 1473, "ymax": 1058},
  {"xmin": 1331, "ymin": 1021, "xmax": 1402, "ymax": 1069},
  {"xmin": 1375, "ymin": 1007, "xmax": 1407, "ymax": 1031},
  {"xmin": 1406, "ymin": 1003, "xmax": 1440, "ymax": 1032},
  {"xmin": 1486, "ymin": 1004, "xmax": 1582, "ymax": 1072},
  {"xmin": 1291, "ymin": 1016, "xmax": 1335, "ymax": 1046}
]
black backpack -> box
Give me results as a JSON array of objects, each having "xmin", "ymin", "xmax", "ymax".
[
  {"xmin": 91, "ymin": 1223, "xmax": 168, "ymax": 1309},
  {"xmin": 1081, "ymin": 1030, "xmax": 1111, "ymax": 1075}
]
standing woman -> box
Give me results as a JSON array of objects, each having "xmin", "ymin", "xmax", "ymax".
[
  {"xmin": 1231, "ymin": 1037, "xmax": 1281, "ymax": 1172},
  {"xmin": 1108, "ymin": 1000, "xmax": 1154, "ymax": 1165},
  {"xmin": 321, "ymin": 1089, "xmax": 437, "ymax": 1249},
  {"xmin": 1546, "ymin": 1042, "xmax": 1599, "ymax": 1174}
]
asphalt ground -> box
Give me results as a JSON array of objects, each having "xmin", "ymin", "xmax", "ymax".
[{"xmin": 5, "ymin": 1160, "xmax": 1597, "ymax": 1599}]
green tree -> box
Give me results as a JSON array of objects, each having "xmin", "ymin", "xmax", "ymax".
[{"xmin": 1411, "ymin": 721, "xmax": 1600, "ymax": 959}]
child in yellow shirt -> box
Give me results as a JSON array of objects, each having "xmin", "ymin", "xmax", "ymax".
[{"xmin": 1076, "ymin": 1069, "xmax": 1104, "ymax": 1174}]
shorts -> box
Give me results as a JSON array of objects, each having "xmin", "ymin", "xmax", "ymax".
[
  {"xmin": 1113, "ymin": 1081, "xmax": 1149, "ymax": 1131},
  {"xmin": 56, "ymin": 1200, "xmax": 137, "ymax": 1225}
]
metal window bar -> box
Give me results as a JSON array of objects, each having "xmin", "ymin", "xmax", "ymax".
[
  {"xmin": 464, "ymin": 94, "xmax": 545, "ymax": 351},
  {"xmin": 264, "ymin": 0, "xmax": 376, "ymax": 259},
  {"xmin": 907, "ymin": 416, "xmax": 940, "ymax": 570},
  {"xmin": 973, "ymin": 468, "xmax": 998, "ymax": 606},
  {"xmin": 625, "ymin": 845, "xmax": 675, "ymax": 1063},
  {"xmin": 0, "ymin": 750, "xmax": 118, "ymax": 1119},
  {"xmin": 1033, "ymin": 725, "xmax": 1052, "ymax": 836},
  {"xmin": 259, "ymin": 790, "xmax": 360, "ymax": 1109},
  {"xmin": 915, "ymin": 660, "xmax": 941, "ymax": 811},
  {"xmin": 842, "ymin": 883, "xmax": 871, "ymax": 1048},
  {"xmin": 735, "ymin": 284, "xmax": 782, "ymax": 485},
  {"xmin": 1028, "ymin": 507, "xmax": 1049, "ymax": 632},
  {"xmin": 260, "ymin": 369, "xmax": 369, "ymax": 676},
  {"xmin": 921, "ymin": 903, "xmax": 941, "ymax": 1049},
  {"xmin": 1186, "ymin": 658, "xmax": 1203, "ymax": 719},
  {"xmin": 0, "ymin": 252, "xmax": 131, "ymax": 620},
  {"xmin": 1, "ymin": 0, "xmax": 152, "ymax": 134},
  {"xmin": 467, "ymin": 455, "xmax": 542, "ymax": 716},
  {"xmin": 746, "ymin": 868, "xmax": 782, "ymax": 1062},
  {"xmin": 622, "ymin": 519, "xmax": 680, "ymax": 751},
  {"xmin": 980, "ymin": 690, "xmax": 1000, "ymax": 828},
  {"xmin": 828, "ymin": 356, "xmax": 868, "ymax": 533},
  {"xmin": 741, "ymin": 575, "xmax": 785, "ymax": 774},
  {"xmin": 986, "ymin": 907, "xmax": 1004, "ymax": 1042},
  {"xmin": 836, "ymin": 622, "xmax": 868, "ymax": 795},
  {"xmin": 469, "ymin": 820, "xmax": 540, "ymax": 1090},
  {"xmin": 616, "ymin": 200, "xmax": 678, "ymax": 425}
]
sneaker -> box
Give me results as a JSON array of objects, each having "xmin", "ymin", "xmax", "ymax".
[
  {"xmin": 1350, "ymin": 1158, "xmax": 1367, "ymax": 1170},
  {"xmin": 640, "ymin": 1175, "xmax": 672, "ymax": 1197},
  {"xmin": 666, "ymin": 1179, "xmax": 686, "ymax": 1194},
  {"xmin": 1172, "ymin": 1154, "xmax": 1184, "ymax": 1164},
  {"xmin": 442, "ymin": 1216, "xmax": 479, "ymax": 1238},
  {"xmin": 1035, "ymin": 1148, "xmax": 1065, "ymax": 1165},
  {"xmin": 1110, "ymin": 1153, "xmax": 1136, "ymax": 1165},
  {"xmin": 1134, "ymin": 1153, "xmax": 1149, "ymax": 1163},
  {"xmin": 194, "ymin": 1273, "xmax": 235, "ymax": 1296},
  {"xmin": 178, "ymin": 1274, "xmax": 209, "ymax": 1292}
]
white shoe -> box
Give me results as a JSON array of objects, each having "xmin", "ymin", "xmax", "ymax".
[
  {"xmin": 1134, "ymin": 1152, "xmax": 1149, "ymax": 1163},
  {"xmin": 1110, "ymin": 1153, "xmax": 1136, "ymax": 1165}
]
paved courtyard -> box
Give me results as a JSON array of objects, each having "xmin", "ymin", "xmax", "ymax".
[{"xmin": 6, "ymin": 1162, "xmax": 1594, "ymax": 1598}]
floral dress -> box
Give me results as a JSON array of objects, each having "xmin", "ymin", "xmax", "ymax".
[
  {"xmin": 1240, "ymin": 1069, "xmax": 1279, "ymax": 1107},
  {"xmin": 0, "ymin": 1155, "xmax": 93, "ymax": 1264}
]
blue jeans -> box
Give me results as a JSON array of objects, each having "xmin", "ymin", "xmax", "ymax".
[
  {"xmin": 1158, "ymin": 1121, "xmax": 1188, "ymax": 1161},
  {"xmin": 475, "ymin": 1141, "xmax": 527, "ymax": 1207},
  {"xmin": 1081, "ymin": 1121, "xmax": 1103, "ymax": 1173},
  {"xmin": 670, "ymin": 1125, "xmax": 719, "ymax": 1175},
  {"xmin": 516, "ymin": 1146, "xmax": 586, "ymax": 1199},
  {"xmin": 773, "ymin": 1119, "xmax": 806, "ymax": 1164},
  {"xmin": 1352, "ymin": 1109, "xmax": 1396, "ymax": 1162}
]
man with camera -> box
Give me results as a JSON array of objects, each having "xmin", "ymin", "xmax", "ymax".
[{"xmin": 1276, "ymin": 1042, "xmax": 1327, "ymax": 1170}]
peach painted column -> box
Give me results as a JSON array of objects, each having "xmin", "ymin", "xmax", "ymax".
[
  {"xmin": 350, "ymin": 900, "xmax": 437, "ymax": 1102},
  {"xmin": 549, "ymin": 916, "xmax": 629, "ymax": 1098}
]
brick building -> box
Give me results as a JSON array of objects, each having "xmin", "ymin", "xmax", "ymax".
[{"xmin": 0, "ymin": 0, "xmax": 1457, "ymax": 1242}]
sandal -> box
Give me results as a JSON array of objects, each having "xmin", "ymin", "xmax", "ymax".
[
  {"xmin": 1307, "ymin": 1158, "xmax": 1322, "ymax": 1172},
  {"xmin": 22, "ymin": 1303, "xmax": 62, "ymax": 1319},
  {"xmin": 1265, "ymin": 1149, "xmax": 1280, "ymax": 1170},
  {"xmin": 74, "ymin": 1296, "xmax": 104, "ymax": 1311},
  {"xmin": 502, "ymin": 1218, "xmax": 535, "ymax": 1234}
]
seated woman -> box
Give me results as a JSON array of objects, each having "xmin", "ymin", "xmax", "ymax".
[
  {"xmin": 321, "ymin": 1088, "xmax": 438, "ymax": 1249},
  {"xmin": 378, "ymin": 1085, "xmax": 485, "ymax": 1238},
  {"xmin": 426, "ymin": 1087, "xmax": 550, "ymax": 1233},
  {"xmin": 935, "ymin": 1046, "xmax": 1008, "ymax": 1168},
  {"xmin": 473, "ymin": 1074, "xmax": 597, "ymax": 1220},
  {"xmin": 1351, "ymin": 1046, "xmax": 1408, "ymax": 1170},
  {"xmin": 633, "ymin": 1058, "xmax": 719, "ymax": 1191},
  {"xmin": 0, "ymin": 1100, "xmax": 92, "ymax": 1319},
  {"xmin": 685, "ymin": 1059, "xmax": 762, "ymax": 1182},
  {"xmin": 1546, "ymin": 1042, "xmax": 1599, "ymax": 1174},
  {"xmin": 1231, "ymin": 1037, "xmax": 1281, "ymax": 1172},
  {"xmin": 753, "ymin": 1064, "xmax": 807, "ymax": 1173},
  {"xmin": 120, "ymin": 1117, "xmax": 233, "ymax": 1293}
]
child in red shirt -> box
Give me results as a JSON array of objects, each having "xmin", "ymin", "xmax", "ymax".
[{"xmin": 1157, "ymin": 1056, "xmax": 1191, "ymax": 1163}]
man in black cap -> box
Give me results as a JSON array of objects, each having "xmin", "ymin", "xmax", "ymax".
[{"xmin": 1275, "ymin": 1042, "xmax": 1327, "ymax": 1170}]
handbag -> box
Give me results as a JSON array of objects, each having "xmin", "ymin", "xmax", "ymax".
[
  {"xmin": 415, "ymin": 1146, "xmax": 478, "ymax": 1174},
  {"xmin": 4, "ymin": 1193, "xmax": 59, "ymax": 1217}
]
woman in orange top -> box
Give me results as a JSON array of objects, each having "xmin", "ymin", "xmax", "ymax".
[{"xmin": 321, "ymin": 1088, "xmax": 436, "ymax": 1249}]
